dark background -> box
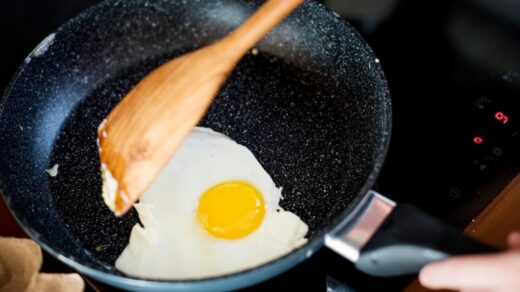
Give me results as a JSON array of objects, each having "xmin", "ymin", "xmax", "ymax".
[{"xmin": 1, "ymin": 0, "xmax": 520, "ymax": 291}]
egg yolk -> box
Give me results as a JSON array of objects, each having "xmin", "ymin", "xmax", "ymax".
[{"xmin": 197, "ymin": 181, "xmax": 265, "ymax": 239}]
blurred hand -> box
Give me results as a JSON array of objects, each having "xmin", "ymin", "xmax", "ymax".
[{"xmin": 419, "ymin": 231, "xmax": 520, "ymax": 292}]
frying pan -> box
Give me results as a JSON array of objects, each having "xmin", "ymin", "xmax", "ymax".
[{"xmin": 0, "ymin": 0, "xmax": 495, "ymax": 291}]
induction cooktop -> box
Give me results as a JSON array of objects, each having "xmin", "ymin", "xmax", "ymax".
[{"xmin": 1, "ymin": 0, "xmax": 519, "ymax": 291}]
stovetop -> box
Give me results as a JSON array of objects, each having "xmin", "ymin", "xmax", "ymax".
[{"xmin": 1, "ymin": 0, "xmax": 520, "ymax": 291}]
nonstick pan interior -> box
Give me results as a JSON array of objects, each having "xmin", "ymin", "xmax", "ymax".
[{"xmin": 0, "ymin": 0, "xmax": 390, "ymax": 281}]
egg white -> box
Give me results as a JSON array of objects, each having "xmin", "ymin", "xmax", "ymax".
[{"xmin": 115, "ymin": 127, "xmax": 308, "ymax": 279}]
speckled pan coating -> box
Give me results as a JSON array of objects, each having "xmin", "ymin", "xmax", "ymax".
[{"xmin": 0, "ymin": 0, "xmax": 391, "ymax": 290}]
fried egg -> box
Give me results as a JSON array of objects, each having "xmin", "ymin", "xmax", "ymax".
[{"xmin": 115, "ymin": 127, "xmax": 308, "ymax": 279}]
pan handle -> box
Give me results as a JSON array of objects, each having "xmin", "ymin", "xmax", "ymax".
[{"xmin": 325, "ymin": 191, "xmax": 498, "ymax": 277}]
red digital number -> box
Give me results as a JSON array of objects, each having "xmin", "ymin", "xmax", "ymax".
[
  {"xmin": 495, "ymin": 112, "xmax": 509, "ymax": 124},
  {"xmin": 473, "ymin": 136, "xmax": 483, "ymax": 144}
]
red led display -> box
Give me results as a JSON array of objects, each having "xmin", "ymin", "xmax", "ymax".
[
  {"xmin": 495, "ymin": 111, "xmax": 509, "ymax": 124},
  {"xmin": 473, "ymin": 136, "xmax": 483, "ymax": 144}
]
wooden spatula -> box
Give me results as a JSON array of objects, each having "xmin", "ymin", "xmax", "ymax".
[{"xmin": 97, "ymin": 0, "xmax": 304, "ymax": 216}]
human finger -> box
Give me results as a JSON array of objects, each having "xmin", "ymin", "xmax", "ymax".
[
  {"xmin": 507, "ymin": 231, "xmax": 520, "ymax": 249},
  {"xmin": 419, "ymin": 253, "xmax": 510, "ymax": 290}
]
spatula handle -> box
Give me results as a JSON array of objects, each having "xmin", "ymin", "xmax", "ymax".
[{"xmin": 220, "ymin": 0, "xmax": 304, "ymax": 58}]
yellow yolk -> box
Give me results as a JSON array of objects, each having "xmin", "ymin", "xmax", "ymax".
[{"xmin": 197, "ymin": 181, "xmax": 265, "ymax": 239}]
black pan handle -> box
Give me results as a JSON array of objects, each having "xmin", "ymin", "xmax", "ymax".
[
  {"xmin": 325, "ymin": 191, "xmax": 499, "ymax": 277},
  {"xmin": 355, "ymin": 203, "xmax": 498, "ymax": 277}
]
